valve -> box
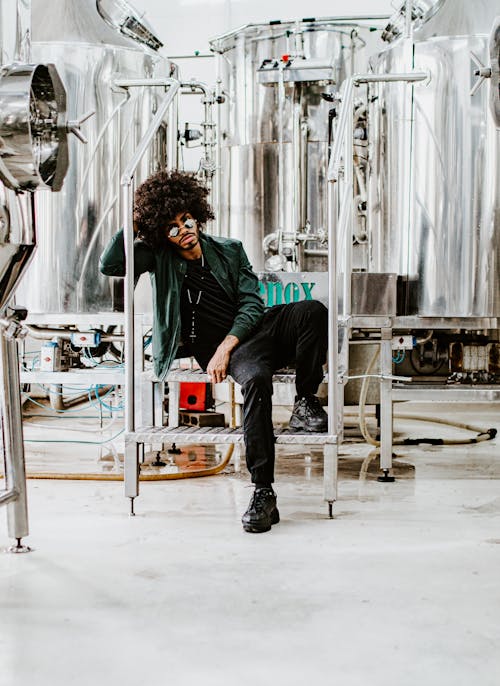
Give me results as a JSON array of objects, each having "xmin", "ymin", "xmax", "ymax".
[
  {"xmin": 470, "ymin": 18, "xmax": 500, "ymax": 127},
  {"xmin": 66, "ymin": 110, "xmax": 95, "ymax": 144},
  {"xmin": 470, "ymin": 52, "xmax": 492, "ymax": 97}
]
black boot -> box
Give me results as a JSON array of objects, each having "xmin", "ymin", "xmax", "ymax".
[
  {"xmin": 241, "ymin": 488, "xmax": 280, "ymax": 533},
  {"xmin": 289, "ymin": 395, "xmax": 328, "ymax": 432}
]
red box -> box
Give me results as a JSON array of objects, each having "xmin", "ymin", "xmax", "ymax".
[{"xmin": 179, "ymin": 382, "xmax": 210, "ymax": 411}]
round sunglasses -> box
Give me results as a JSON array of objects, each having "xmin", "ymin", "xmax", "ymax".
[{"xmin": 167, "ymin": 217, "xmax": 195, "ymax": 238}]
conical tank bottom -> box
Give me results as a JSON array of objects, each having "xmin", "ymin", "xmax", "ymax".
[{"xmin": 0, "ymin": 242, "xmax": 35, "ymax": 311}]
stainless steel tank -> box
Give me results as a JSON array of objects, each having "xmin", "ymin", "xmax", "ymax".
[
  {"xmin": 210, "ymin": 18, "xmax": 382, "ymax": 272},
  {"xmin": 368, "ymin": 0, "xmax": 500, "ymax": 317},
  {"xmin": 16, "ymin": 0, "xmax": 171, "ymax": 315},
  {"xmin": 0, "ymin": 0, "xmax": 71, "ymax": 551}
]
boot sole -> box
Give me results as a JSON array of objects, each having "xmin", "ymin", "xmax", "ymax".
[
  {"xmin": 288, "ymin": 422, "xmax": 328, "ymax": 433},
  {"xmin": 242, "ymin": 509, "xmax": 280, "ymax": 533}
]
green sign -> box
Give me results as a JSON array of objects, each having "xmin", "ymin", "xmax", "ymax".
[{"xmin": 258, "ymin": 280, "xmax": 316, "ymax": 307}]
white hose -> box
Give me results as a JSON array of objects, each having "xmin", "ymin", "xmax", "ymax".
[{"xmin": 357, "ymin": 347, "xmax": 497, "ymax": 447}]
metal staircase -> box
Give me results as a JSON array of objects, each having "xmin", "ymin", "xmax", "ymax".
[{"xmin": 120, "ymin": 80, "xmax": 339, "ymax": 517}]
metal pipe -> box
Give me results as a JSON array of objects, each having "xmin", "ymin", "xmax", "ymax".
[
  {"xmin": 26, "ymin": 325, "xmax": 124, "ymax": 342},
  {"xmin": 213, "ymin": 73, "xmax": 224, "ymax": 236},
  {"xmin": 277, "ymin": 60, "xmax": 286, "ymax": 257},
  {"xmin": 183, "ymin": 81, "xmax": 216, "ymax": 195},
  {"xmin": 292, "ymin": 97, "xmax": 301, "ymax": 241},
  {"xmin": 328, "ymin": 72, "xmax": 428, "ymax": 182},
  {"xmin": 327, "ymin": 180, "xmax": 339, "ymax": 438},
  {"xmin": 168, "ymin": 65, "xmax": 180, "ymax": 170},
  {"xmin": 114, "ymin": 78, "xmax": 177, "ymax": 89},
  {"xmin": 344, "ymin": 89, "xmax": 354, "ymax": 319},
  {"xmin": 121, "ymin": 80, "xmax": 180, "ymax": 185},
  {"xmin": 0, "ymin": 488, "xmax": 17, "ymax": 506},
  {"xmin": 304, "ymin": 249, "xmax": 329, "ymax": 257},
  {"xmin": 0, "ymin": 333, "xmax": 29, "ymax": 539},
  {"xmin": 211, "ymin": 17, "xmax": 391, "ymax": 46},
  {"xmin": 121, "ymin": 79, "xmax": 180, "ymax": 435},
  {"xmin": 404, "ymin": 0, "xmax": 414, "ymax": 39}
]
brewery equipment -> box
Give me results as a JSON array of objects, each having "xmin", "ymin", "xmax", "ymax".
[
  {"xmin": 0, "ymin": 0, "xmax": 74, "ymax": 551},
  {"xmin": 327, "ymin": 0, "xmax": 500, "ymax": 478},
  {"xmin": 16, "ymin": 0, "xmax": 171, "ymax": 317},
  {"xmin": 210, "ymin": 17, "xmax": 387, "ymax": 273}
]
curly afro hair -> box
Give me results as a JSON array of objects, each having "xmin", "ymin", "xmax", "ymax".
[{"xmin": 133, "ymin": 170, "xmax": 215, "ymax": 248}]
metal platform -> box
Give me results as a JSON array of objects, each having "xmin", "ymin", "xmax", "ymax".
[
  {"xmin": 165, "ymin": 368, "xmax": 301, "ymax": 384},
  {"xmin": 128, "ymin": 425, "xmax": 337, "ymax": 446},
  {"xmin": 392, "ymin": 383, "xmax": 500, "ymax": 402},
  {"xmin": 20, "ymin": 369, "xmax": 125, "ymax": 386}
]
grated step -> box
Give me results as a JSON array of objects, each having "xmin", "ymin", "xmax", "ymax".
[
  {"xmin": 127, "ymin": 425, "xmax": 336, "ymax": 446},
  {"xmin": 165, "ymin": 369, "xmax": 301, "ymax": 384}
]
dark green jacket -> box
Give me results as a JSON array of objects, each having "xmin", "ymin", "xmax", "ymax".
[{"xmin": 99, "ymin": 229, "xmax": 264, "ymax": 380}]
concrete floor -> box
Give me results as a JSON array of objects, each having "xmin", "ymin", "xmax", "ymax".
[{"xmin": 1, "ymin": 403, "xmax": 500, "ymax": 686}]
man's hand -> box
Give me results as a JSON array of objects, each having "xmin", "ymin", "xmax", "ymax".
[{"xmin": 206, "ymin": 335, "xmax": 239, "ymax": 383}]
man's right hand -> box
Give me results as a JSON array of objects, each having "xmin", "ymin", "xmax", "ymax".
[{"xmin": 206, "ymin": 335, "xmax": 239, "ymax": 383}]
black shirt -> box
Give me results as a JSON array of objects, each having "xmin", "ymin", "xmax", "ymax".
[{"xmin": 179, "ymin": 255, "xmax": 238, "ymax": 368}]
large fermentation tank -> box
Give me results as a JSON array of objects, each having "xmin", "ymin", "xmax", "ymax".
[
  {"xmin": 368, "ymin": 0, "xmax": 500, "ymax": 317},
  {"xmin": 211, "ymin": 19, "xmax": 381, "ymax": 272},
  {"xmin": 0, "ymin": 0, "xmax": 71, "ymax": 550},
  {"xmin": 16, "ymin": 0, "xmax": 171, "ymax": 315}
]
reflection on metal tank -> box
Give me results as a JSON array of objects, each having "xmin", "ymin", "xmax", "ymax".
[
  {"xmin": 0, "ymin": 0, "xmax": 30, "ymax": 63},
  {"xmin": 211, "ymin": 19, "xmax": 380, "ymax": 272},
  {"xmin": 0, "ymin": 0, "xmax": 71, "ymax": 550},
  {"xmin": 369, "ymin": 0, "xmax": 500, "ymax": 317},
  {"xmin": 0, "ymin": 63, "xmax": 69, "ymax": 312},
  {"xmin": 16, "ymin": 0, "xmax": 170, "ymax": 315}
]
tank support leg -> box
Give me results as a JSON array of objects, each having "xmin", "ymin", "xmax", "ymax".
[
  {"xmin": 128, "ymin": 497, "xmax": 136, "ymax": 517},
  {"xmin": 378, "ymin": 468, "xmax": 395, "ymax": 483},
  {"xmin": 124, "ymin": 440, "xmax": 140, "ymax": 514},
  {"xmin": 7, "ymin": 537, "xmax": 31, "ymax": 553},
  {"xmin": 379, "ymin": 329, "xmax": 395, "ymax": 482},
  {"xmin": 323, "ymin": 443, "xmax": 337, "ymax": 519},
  {"xmin": 1, "ymin": 335, "xmax": 31, "ymax": 551}
]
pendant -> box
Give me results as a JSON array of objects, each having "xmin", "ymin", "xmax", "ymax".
[{"xmin": 189, "ymin": 309, "xmax": 196, "ymax": 342}]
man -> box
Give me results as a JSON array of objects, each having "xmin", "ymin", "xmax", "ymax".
[{"xmin": 100, "ymin": 170, "xmax": 328, "ymax": 534}]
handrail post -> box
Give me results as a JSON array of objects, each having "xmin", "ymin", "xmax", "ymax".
[
  {"xmin": 121, "ymin": 78, "xmax": 180, "ymax": 436},
  {"xmin": 326, "ymin": 69, "xmax": 428, "ymax": 439}
]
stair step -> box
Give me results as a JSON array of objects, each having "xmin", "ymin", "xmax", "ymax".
[
  {"xmin": 165, "ymin": 369, "xmax": 301, "ymax": 384},
  {"xmin": 127, "ymin": 426, "xmax": 336, "ymax": 446}
]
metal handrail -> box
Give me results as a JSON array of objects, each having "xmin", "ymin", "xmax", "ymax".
[
  {"xmin": 326, "ymin": 70, "xmax": 428, "ymax": 439},
  {"xmin": 121, "ymin": 78, "xmax": 180, "ymax": 434}
]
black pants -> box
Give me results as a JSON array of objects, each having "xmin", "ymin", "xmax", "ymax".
[{"xmin": 225, "ymin": 300, "xmax": 328, "ymax": 485}]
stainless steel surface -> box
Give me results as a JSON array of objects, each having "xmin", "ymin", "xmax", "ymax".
[
  {"xmin": 392, "ymin": 384, "xmax": 500, "ymax": 401},
  {"xmin": 25, "ymin": 324, "xmax": 124, "ymax": 341},
  {"xmin": 379, "ymin": 329, "xmax": 394, "ymax": 471},
  {"xmin": 0, "ymin": 190, "xmax": 35, "ymax": 312},
  {"xmin": 211, "ymin": 19, "xmax": 384, "ymax": 272},
  {"xmin": 0, "ymin": 63, "xmax": 69, "ymax": 191},
  {"xmin": 489, "ymin": 17, "xmax": 500, "ymax": 127},
  {"xmin": 351, "ymin": 273, "xmax": 397, "ymax": 316},
  {"xmin": 0, "ymin": 0, "xmax": 30, "ymax": 62},
  {"xmin": 382, "ymin": 0, "xmax": 445, "ymax": 42},
  {"xmin": 96, "ymin": 0, "xmax": 163, "ymax": 51},
  {"xmin": 0, "ymin": 331, "xmax": 29, "ymax": 540},
  {"xmin": 414, "ymin": 0, "xmax": 498, "ymax": 38},
  {"xmin": 127, "ymin": 426, "xmax": 337, "ymax": 446},
  {"xmin": 121, "ymin": 82, "xmax": 180, "ymax": 435},
  {"xmin": 0, "ymin": 0, "xmax": 75, "ymax": 548},
  {"xmin": 369, "ymin": 0, "xmax": 500, "ymax": 317},
  {"xmin": 19, "ymin": 369, "xmax": 125, "ymax": 385},
  {"xmin": 16, "ymin": 0, "xmax": 171, "ymax": 315}
]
